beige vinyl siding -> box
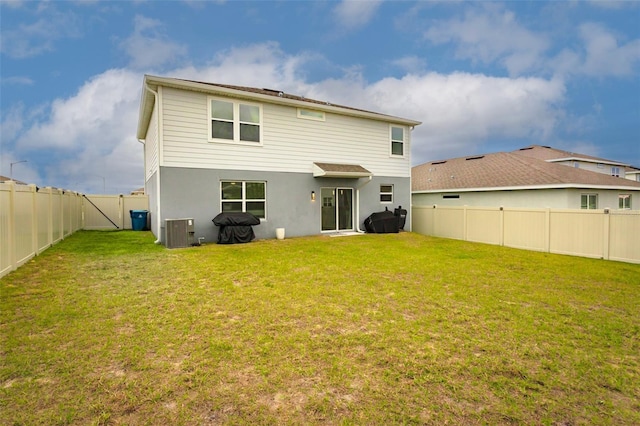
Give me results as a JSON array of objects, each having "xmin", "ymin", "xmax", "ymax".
[
  {"xmin": 160, "ymin": 87, "xmax": 410, "ymax": 177},
  {"xmin": 144, "ymin": 103, "xmax": 159, "ymax": 180}
]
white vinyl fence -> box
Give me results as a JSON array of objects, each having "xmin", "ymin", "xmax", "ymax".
[
  {"xmin": 412, "ymin": 205, "xmax": 640, "ymax": 264},
  {"xmin": 1, "ymin": 181, "xmax": 148, "ymax": 278}
]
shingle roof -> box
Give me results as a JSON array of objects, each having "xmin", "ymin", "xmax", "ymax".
[
  {"xmin": 514, "ymin": 145, "xmax": 629, "ymax": 165},
  {"xmin": 412, "ymin": 150, "xmax": 640, "ymax": 192},
  {"xmin": 313, "ymin": 162, "xmax": 372, "ymax": 178},
  {"xmin": 0, "ymin": 175, "xmax": 28, "ymax": 185}
]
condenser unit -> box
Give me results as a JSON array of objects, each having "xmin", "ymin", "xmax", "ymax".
[{"xmin": 165, "ymin": 218, "xmax": 195, "ymax": 249}]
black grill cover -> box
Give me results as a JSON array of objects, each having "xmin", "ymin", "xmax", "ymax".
[
  {"xmin": 212, "ymin": 212, "xmax": 261, "ymax": 244},
  {"xmin": 394, "ymin": 206, "xmax": 407, "ymax": 230},
  {"xmin": 213, "ymin": 212, "xmax": 261, "ymax": 226},
  {"xmin": 364, "ymin": 210, "xmax": 399, "ymax": 233}
]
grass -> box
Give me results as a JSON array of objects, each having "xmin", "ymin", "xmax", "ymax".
[{"xmin": 1, "ymin": 230, "xmax": 639, "ymax": 425}]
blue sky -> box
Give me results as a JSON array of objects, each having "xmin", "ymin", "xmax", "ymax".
[{"xmin": 1, "ymin": 0, "xmax": 639, "ymax": 193}]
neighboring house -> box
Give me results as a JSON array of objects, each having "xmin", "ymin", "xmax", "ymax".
[
  {"xmin": 0, "ymin": 176, "xmax": 28, "ymax": 185},
  {"xmin": 626, "ymin": 166, "xmax": 640, "ymax": 183},
  {"xmin": 136, "ymin": 75, "xmax": 421, "ymax": 244},
  {"xmin": 412, "ymin": 145, "xmax": 640, "ymax": 210}
]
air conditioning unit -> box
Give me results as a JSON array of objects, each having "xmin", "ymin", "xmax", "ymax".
[{"xmin": 165, "ymin": 218, "xmax": 195, "ymax": 249}]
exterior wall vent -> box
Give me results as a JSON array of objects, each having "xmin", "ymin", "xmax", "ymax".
[{"xmin": 165, "ymin": 218, "xmax": 195, "ymax": 249}]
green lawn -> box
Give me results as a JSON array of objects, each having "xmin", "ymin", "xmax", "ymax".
[{"xmin": 1, "ymin": 231, "xmax": 639, "ymax": 425}]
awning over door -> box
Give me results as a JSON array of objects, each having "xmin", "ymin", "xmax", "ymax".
[{"xmin": 313, "ymin": 162, "xmax": 372, "ymax": 178}]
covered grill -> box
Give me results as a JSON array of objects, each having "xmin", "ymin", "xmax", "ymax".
[
  {"xmin": 364, "ymin": 209, "xmax": 399, "ymax": 233},
  {"xmin": 212, "ymin": 212, "xmax": 261, "ymax": 244}
]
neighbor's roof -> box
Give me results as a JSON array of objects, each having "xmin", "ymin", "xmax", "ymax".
[
  {"xmin": 412, "ymin": 150, "xmax": 640, "ymax": 193},
  {"xmin": 0, "ymin": 175, "xmax": 28, "ymax": 185},
  {"xmin": 137, "ymin": 74, "xmax": 421, "ymax": 139},
  {"xmin": 514, "ymin": 145, "xmax": 629, "ymax": 167}
]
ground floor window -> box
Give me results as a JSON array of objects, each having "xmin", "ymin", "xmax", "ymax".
[
  {"xmin": 619, "ymin": 194, "xmax": 631, "ymax": 209},
  {"xmin": 221, "ymin": 181, "xmax": 266, "ymax": 219},
  {"xmin": 380, "ymin": 184, "xmax": 393, "ymax": 203},
  {"xmin": 581, "ymin": 193, "xmax": 597, "ymax": 210}
]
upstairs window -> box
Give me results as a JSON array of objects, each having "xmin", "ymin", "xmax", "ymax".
[
  {"xmin": 611, "ymin": 166, "xmax": 620, "ymax": 177},
  {"xmin": 581, "ymin": 194, "xmax": 597, "ymax": 210},
  {"xmin": 209, "ymin": 98, "xmax": 262, "ymax": 144},
  {"xmin": 221, "ymin": 181, "xmax": 266, "ymax": 219},
  {"xmin": 391, "ymin": 126, "xmax": 405, "ymax": 156},
  {"xmin": 297, "ymin": 109, "xmax": 325, "ymax": 121},
  {"xmin": 380, "ymin": 185, "xmax": 393, "ymax": 203},
  {"xmin": 619, "ymin": 194, "xmax": 631, "ymax": 210}
]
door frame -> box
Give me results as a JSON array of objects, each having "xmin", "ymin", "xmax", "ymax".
[{"xmin": 320, "ymin": 187, "xmax": 354, "ymax": 232}]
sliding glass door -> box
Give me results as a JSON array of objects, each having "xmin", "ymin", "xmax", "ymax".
[{"xmin": 321, "ymin": 187, "xmax": 353, "ymax": 232}]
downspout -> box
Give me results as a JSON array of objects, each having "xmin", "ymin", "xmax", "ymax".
[
  {"xmin": 143, "ymin": 83, "xmax": 162, "ymax": 244},
  {"xmin": 355, "ymin": 175, "xmax": 373, "ymax": 233}
]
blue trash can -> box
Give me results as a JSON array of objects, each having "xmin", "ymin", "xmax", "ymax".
[{"xmin": 130, "ymin": 210, "xmax": 148, "ymax": 231}]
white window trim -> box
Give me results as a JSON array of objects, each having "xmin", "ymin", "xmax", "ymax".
[
  {"xmin": 208, "ymin": 96, "xmax": 264, "ymax": 146},
  {"xmin": 581, "ymin": 193, "xmax": 598, "ymax": 210},
  {"xmin": 297, "ymin": 108, "xmax": 325, "ymax": 121},
  {"xmin": 390, "ymin": 125, "xmax": 405, "ymax": 158},
  {"xmin": 618, "ymin": 194, "xmax": 631, "ymax": 210},
  {"xmin": 611, "ymin": 166, "xmax": 620, "ymax": 177},
  {"xmin": 380, "ymin": 184, "xmax": 393, "ymax": 204},
  {"xmin": 220, "ymin": 180, "xmax": 267, "ymax": 220}
]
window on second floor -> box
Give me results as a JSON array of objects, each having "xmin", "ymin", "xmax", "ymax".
[
  {"xmin": 581, "ymin": 193, "xmax": 598, "ymax": 210},
  {"xmin": 209, "ymin": 98, "xmax": 262, "ymax": 144},
  {"xmin": 611, "ymin": 166, "xmax": 621, "ymax": 177},
  {"xmin": 619, "ymin": 194, "xmax": 631, "ymax": 210},
  {"xmin": 390, "ymin": 126, "xmax": 405, "ymax": 157}
]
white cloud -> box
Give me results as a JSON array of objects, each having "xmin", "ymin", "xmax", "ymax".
[
  {"xmin": 390, "ymin": 56, "xmax": 427, "ymax": 74},
  {"xmin": 359, "ymin": 73, "xmax": 566, "ymax": 164},
  {"xmin": 424, "ymin": 5, "xmax": 549, "ymax": 76},
  {"xmin": 119, "ymin": 15, "xmax": 188, "ymax": 69},
  {"xmin": 1, "ymin": 76, "xmax": 34, "ymax": 85},
  {"xmin": 14, "ymin": 69, "xmax": 143, "ymax": 192},
  {"xmin": 0, "ymin": 7, "xmax": 82, "ymax": 59},
  {"xmin": 333, "ymin": 0, "xmax": 383, "ymax": 30},
  {"xmin": 579, "ymin": 23, "xmax": 640, "ymax": 77}
]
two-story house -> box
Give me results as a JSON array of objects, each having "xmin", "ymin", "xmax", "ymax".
[
  {"xmin": 136, "ymin": 75, "xmax": 421, "ymax": 244},
  {"xmin": 412, "ymin": 145, "xmax": 640, "ymax": 210}
]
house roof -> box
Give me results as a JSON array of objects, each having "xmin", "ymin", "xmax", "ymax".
[
  {"xmin": 0, "ymin": 175, "xmax": 28, "ymax": 185},
  {"xmin": 412, "ymin": 150, "xmax": 640, "ymax": 193},
  {"xmin": 313, "ymin": 162, "xmax": 372, "ymax": 178},
  {"xmin": 515, "ymin": 145, "xmax": 629, "ymax": 167},
  {"xmin": 137, "ymin": 75, "xmax": 421, "ymax": 140}
]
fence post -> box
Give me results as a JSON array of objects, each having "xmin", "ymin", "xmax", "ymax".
[
  {"xmin": 545, "ymin": 208, "xmax": 551, "ymax": 253},
  {"xmin": 7, "ymin": 181, "xmax": 17, "ymax": 273},
  {"xmin": 499, "ymin": 206, "xmax": 505, "ymax": 246},
  {"xmin": 463, "ymin": 205, "xmax": 468, "ymax": 241},
  {"xmin": 119, "ymin": 194, "xmax": 125, "ymax": 229},
  {"xmin": 603, "ymin": 209, "xmax": 610, "ymax": 261},
  {"xmin": 29, "ymin": 184, "xmax": 37, "ymax": 258}
]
